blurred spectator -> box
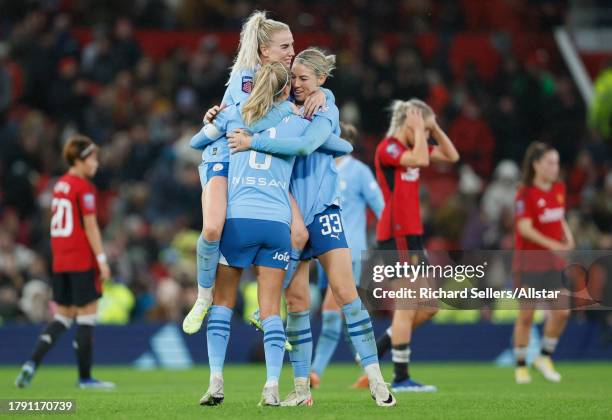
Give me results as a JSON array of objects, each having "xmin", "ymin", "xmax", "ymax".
[
  {"xmin": 449, "ymin": 100, "xmax": 496, "ymax": 177},
  {"xmin": 0, "ymin": 43, "xmax": 12, "ymax": 121},
  {"xmin": 98, "ymin": 280, "xmax": 136, "ymax": 325},
  {"xmin": 19, "ymin": 280, "xmax": 51, "ymax": 323},
  {"xmin": 112, "ymin": 18, "xmax": 142, "ymax": 72},
  {"xmin": 481, "ymin": 160, "xmax": 520, "ymax": 226},
  {"xmin": 147, "ymin": 278, "xmax": 182, "ymax": 322},
  {"xmin": 593, "ymin": 172, "xmax": 612, "ymax": 234}
]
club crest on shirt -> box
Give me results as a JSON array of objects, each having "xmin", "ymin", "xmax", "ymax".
[
  {"xmin": 537, "ymin": 198, "xmax": 546, "ymax": 208},
  {"xmin": 386, "ymin": 143, "xmax": 400, "ymax": 158},
  {"xmin": 242, "ymin": 76, "xmax": 253, "ymax": 93},
  {"xmin": 213, "ymin": 163, "xmax": 224, "ymax": 172}
]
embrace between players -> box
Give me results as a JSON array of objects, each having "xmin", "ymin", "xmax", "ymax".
[{"xmin": 182, "ymin": 10, "xmax": 460, "ymax": 406}]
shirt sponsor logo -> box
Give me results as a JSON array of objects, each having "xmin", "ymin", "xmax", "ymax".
[
  {"xmin": 400, "ymin": 167, "xmax": 420, "ymax": 182},
  {"xmin": 231, "ymin": 176, "xmax": 287, "ymax": 189},
  {"xmin": 516, "ymin": 200, "xmax": 525, "ymax": 216},
  {"xmin": 273, "ymin": 251, "xmax": 290, "ymax": 262},
  {"xmin": 538, "ymin": 207, "xmax": 564, "ymax": 223}
]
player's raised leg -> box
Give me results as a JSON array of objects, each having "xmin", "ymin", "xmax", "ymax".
[{"xmin": 184, "ymin": 174, "xmax": 227, "ymax": 334}]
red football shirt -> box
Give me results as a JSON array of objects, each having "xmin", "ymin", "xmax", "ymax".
[
  {"xmin": 513, "ymin": 182, "xmax": 566, "ymax": 272},
  {"xmin": 375, "ymin": 137, "xmax": 431, "ymax": 241},
  {"xmin": 50, "ymin": 173, "xmax": 97, "ymax": 272}
]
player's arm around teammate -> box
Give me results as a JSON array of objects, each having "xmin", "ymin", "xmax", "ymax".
[{"xmin": 227, "ymin": 48, "xmax": 396, "ymax": 407}]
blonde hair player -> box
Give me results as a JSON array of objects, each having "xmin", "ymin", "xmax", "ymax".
[
  {"xmin": 183, "ymin": 11, "xmax": 329, "ymax": 335},
  {"xmin": 198, "ymin": 60, "xmax": 348, "ymax": 406},
  {"xmin": 352, "ymin": 99, "xmax": 459, "ymax": 392},
  {"xmin": 309, "ymin": 122, "xmax": 385, "ymax": 388}
]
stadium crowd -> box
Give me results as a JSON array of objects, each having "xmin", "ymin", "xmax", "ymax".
[{"xmin": 0, "ymin": 1, "xmax": 610, "ymax": 326}]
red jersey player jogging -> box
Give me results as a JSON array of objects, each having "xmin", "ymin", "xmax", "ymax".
[
  {"xmin": 513, "ymin": 142, "xmax": 573, "ymax": 385},
  {"xmin": 354, "ymin": 99, "xmax": 458, "ymax": 392},
  {"xmin": 16, "ymin": 135, "xmax": 115, "ymax": 390}
]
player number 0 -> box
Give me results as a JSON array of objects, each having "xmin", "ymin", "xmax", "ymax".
[{"xmin": 248, "ymin": 127, "xmax": 275, "ymax": 170}]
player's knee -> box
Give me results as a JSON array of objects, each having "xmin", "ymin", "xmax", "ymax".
[
  {"xmin": 203, "ymin": 224, "xmax": 223, "ymax": 241},
  {"xmin": 331, "ymin": 287, "xmax": 357, "ymax": 307}
]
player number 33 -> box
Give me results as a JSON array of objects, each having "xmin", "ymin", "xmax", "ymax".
[{"xmin": 320, "ymin": 213, "xmax": 343, "ymax": 236}]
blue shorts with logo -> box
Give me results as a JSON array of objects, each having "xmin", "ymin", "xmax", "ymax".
[
  {"xmin": 219, "ymin": 218, "xmax": 291, "ymax": 270},
  {"xmin": 300, "ymin": 205, "xmax": 349, "ymax": 261},
  {"xmin": 198, "ymin": 161, "xmax": 229, "ymax": 188}
]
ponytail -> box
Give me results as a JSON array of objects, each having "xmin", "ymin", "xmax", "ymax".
[
  {"xmin": 242, "ymin": 62, "xmax": 289, "ymax": 126},
  {"xmin": 386, "ymin": 100, "xmax": 410, "ymax": 137},
  {"xmin": 228, "ymin": 11, "xmax": 290, "ymax": 84}
]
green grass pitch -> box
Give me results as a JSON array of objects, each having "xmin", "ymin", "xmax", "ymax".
[{"xmin": 2, "ymin": 363, "xmax": 611, "ymax": 419}]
